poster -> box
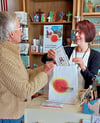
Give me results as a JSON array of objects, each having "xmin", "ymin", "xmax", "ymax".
[{"xmin": 43, "ymin": 25, "xmax": 63, "ymax": 53}]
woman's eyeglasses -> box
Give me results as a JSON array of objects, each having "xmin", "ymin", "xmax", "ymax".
[{"xmin": 75, "ymin": 30, "xmax": 82, "ymax": 35}]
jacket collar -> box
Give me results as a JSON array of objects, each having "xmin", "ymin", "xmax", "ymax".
[{"xmin": 0, "ymin": 41, "xmax": 20, "ymax": 55}]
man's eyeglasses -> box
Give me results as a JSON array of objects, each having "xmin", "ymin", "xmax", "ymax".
[{"xmin": 15, "ymin": 27, "xmax": 22, "ymax": 31}]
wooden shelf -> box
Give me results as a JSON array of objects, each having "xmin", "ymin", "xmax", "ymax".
[
  {"xmin": 33, "ymin": 0, "xmax": 66, "ymax": 1},
  {"xmin": 80, "ymin": 0, "xmax": 100, "ymax": 54},
  {"xmin": 21, "ymin": 0, "xmax": 73, "ymax": 68},
  {"xmin": 89, "ymin": 44, "xmax": 100, "ymax": 47},
  {"xmin": 82, "ymin": 12, "xmax": 100, "ymax": 16},
  {"xmin": 95, "ymin": 24, "xmax": 100, "ymax": 26},
  {"xmin": 30, "ymin": 52, "xmax": 46, "ymax": 55},
  {"xmin": 30, "ymin": 21, "xmax": 72, "ymax": 25}
]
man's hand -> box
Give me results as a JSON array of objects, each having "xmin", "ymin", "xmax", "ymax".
[{"xmin": 43, "ymin": 61, "xmax": 55, "ymax": 75}]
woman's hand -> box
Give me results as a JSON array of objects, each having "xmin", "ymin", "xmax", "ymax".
[
  {"xmin": 47, "ymin": 49, "xmax": 56, "ymax": 59},
  {"xmin": 72, "ymin": 57, "xmax": 86, "ymax": 72}
]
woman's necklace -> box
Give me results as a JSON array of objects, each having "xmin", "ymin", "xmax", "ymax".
[{"xmin": 75, "ymin": 47, "xmax": 89, "ymax": 59}]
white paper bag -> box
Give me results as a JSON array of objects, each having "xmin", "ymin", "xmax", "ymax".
[{"xmin": 49, "ymin": 65, "xmax": 78, "ymax": 104}]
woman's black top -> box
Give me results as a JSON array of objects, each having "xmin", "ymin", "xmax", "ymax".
[{"xmin": 41, "ymin": 47, "xmax": 100, "ymax": 89}]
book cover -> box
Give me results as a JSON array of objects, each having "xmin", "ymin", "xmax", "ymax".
[
  {"xmin": 43, "ymin": 25, "xmax": 63, "ymax": 53},
  {"xmin": 15, "ymin": 11, "xmax": 28, "ymax": 25},
  {"xmin": 21, "ymin": 55, "xmax": 30, "ymax": 68},
  {"xmin": 19, "ymin": 43, "xmax": 29, "ymax": 55},
  {"xmin": 21, "ymin": 27, "xmax": 29, "ymax": 40}
]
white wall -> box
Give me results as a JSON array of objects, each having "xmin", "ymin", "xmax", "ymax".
[{"xmin": 0, "ymin": 0, "xmax": 19, "ymax": 12}]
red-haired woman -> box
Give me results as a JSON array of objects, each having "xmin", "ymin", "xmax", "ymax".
[{"xmin": 42, "ymin": 20, "xmax": 100, "ymax": 89}]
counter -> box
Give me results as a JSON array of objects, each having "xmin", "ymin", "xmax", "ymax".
[{"xmin": 25, "ymin": 95, "xmax": 91, "ymax": 123}]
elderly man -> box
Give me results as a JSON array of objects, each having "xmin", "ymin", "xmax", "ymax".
[{"xmin": 0, "ymin": 12, "xmax": 55, "ymax": 123}]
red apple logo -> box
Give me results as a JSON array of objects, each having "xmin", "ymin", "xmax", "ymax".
[{"xmin": 50, "ymin": 34, "xmax": 59, "ymax": 43}]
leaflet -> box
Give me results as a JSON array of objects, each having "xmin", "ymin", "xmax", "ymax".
[{"xmin": 55, "ymin": 46, "xmax": 69, "ymax": 66}]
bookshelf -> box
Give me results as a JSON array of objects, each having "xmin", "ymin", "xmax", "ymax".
[
  {"xmin": 19, "ymin": 0, "xmax": 79, "ymax": 69},
  {"xmin": 81, "ymin": 0, "xmax": 100, "ymax": 49}
]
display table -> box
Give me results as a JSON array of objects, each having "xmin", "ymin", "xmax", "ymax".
[{"xmin": 25, "ymin": 95, "xmax": 91, "ymax": 123}]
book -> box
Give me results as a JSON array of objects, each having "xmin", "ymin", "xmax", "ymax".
[
  {"xmin": 42, "ymin": 101, "xmax": 64, "ymax": 108},
  {"xmin": 21, "ymin": 55, "xmax": 30, "ymax": 68},
  {"xmin": 15, "ymin": 11, "xmax": 28, "ymax": 25},
  {"xmin": 21, "ymin": 27, "xmax": 29, "ymax": 40},
  {"xmin": 19, "ymin": 43, "xmax": 29, "ymax": 55},
  {"xmin": 82, "ymin": 119, "xmax": 91, "ymax": 123},
  {"xmin": 43, "ymin": 25, "xmax": 63, "ymax": 53}
]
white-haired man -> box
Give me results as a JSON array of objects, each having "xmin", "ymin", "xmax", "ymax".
[{"xmin": 0, "ymin": 12, "xmax": 55, "ymax": 123}]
